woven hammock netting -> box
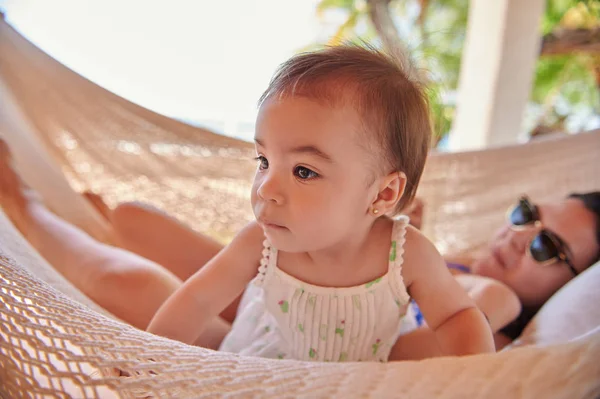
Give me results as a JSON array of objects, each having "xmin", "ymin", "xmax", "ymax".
[{"xmin": 0, "ymin": 14, "xmax": 599, "ymax": 399}]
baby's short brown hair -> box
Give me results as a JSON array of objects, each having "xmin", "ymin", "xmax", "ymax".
[{"xmin": 259, "ymin": 44, "xmax": 432, "ymax": 213}]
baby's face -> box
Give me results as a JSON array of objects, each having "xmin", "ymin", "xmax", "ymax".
[{"xmin": 251, "ymin": 96, "xmax": 381, "ymax": 253}]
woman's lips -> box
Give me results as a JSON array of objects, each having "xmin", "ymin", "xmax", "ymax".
[{"xmin": 491, "ymin": 247, "xmax": 507, "ymax": 269}]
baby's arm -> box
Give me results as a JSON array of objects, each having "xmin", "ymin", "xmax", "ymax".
[
  {"xmin": 390, "ymin": 274, "xmax": 520, "ymax": 360},
  {"xmin": 400, "ymin": 227, "xmax": 495, "ymax": 357},
  {"xmin": 146, "ymin": 221, "xmax": 264, "ymax": 345},
  {"xmin": 455, "ymin": 274, "xmax": 521, "ymax": 333}
]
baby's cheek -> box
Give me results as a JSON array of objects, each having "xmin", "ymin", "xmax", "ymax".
[{"xmin": 250, "ymin": 183, "xmax": 260, "ymax": 203}]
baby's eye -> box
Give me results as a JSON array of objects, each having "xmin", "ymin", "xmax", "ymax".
[
  {"xmin": 255, "ymin": 156, "xmax": 268, "ymax": 170},
  {"xmin": 294, "ymin": 166, "xmax": 319, "ymax": 180}
]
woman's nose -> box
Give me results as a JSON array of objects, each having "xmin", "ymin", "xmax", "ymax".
[
  {"xmin": 256, "ymin": 172, "xmax": 284, "ymax": 204},
  {"xmin": 508, "ymin": 226, "xmax": 540, "ymax": 254}
]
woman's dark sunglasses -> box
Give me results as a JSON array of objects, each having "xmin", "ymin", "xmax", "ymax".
[{"xmin": 507, "ymin": 196, "xmax": 578, "ymax": 276}]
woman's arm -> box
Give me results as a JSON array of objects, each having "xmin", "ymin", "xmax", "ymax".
[
  {"xmin": 455, "ymin": 274, "xmax": 521, "ymax": 333},
  {"xmin": 397, "ymin": 227, "xmax": 495, "ymax": 359},
  {"xmin": 146, "ymin": 221, "xmax": 264, "ymax": 345}
]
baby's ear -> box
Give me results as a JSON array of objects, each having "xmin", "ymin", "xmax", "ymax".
[{"xmin": 371, "ymin": 172, "xmax": 407, "ymax": 215}]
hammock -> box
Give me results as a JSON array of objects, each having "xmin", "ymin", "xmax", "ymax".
[{"xmin": 1, "ymin": 16, "xmax": 600, "ymax": 398}]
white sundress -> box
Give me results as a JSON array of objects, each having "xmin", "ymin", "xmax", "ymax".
[{"xmin": 219, "ymin": 216, "xmax": 418, "ymax": 362}]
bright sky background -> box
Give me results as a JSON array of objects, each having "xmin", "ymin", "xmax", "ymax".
[
  {"xmin": 1, "ymin": 0, "xmax": 336, "ymax": 141},
  {"xmin": 4, "ymin": 1, "xmax": 596, "ymax": 146}
]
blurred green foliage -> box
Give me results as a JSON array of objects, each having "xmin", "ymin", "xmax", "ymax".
[{"xmin": 312, "ymin": 0, "xmax": 599, "ymax": 144}]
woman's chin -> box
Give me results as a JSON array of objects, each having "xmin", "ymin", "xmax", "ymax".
[{"xmin": 471, "ymin": 256, "xmax": 501, "ymax": 279}]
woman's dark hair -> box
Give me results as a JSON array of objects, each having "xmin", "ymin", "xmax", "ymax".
[{"xmin": 568, "ymin": 191, "xmax": 600, "ymax": 265}]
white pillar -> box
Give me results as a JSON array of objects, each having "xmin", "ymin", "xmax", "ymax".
[{"xmin": 449, "ymin": 0, "xmax": 545, "ymax": 151}]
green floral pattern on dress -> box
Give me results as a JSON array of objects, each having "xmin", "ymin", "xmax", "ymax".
[
  {"xmin": 389, "ymin": 240, "xmax": 397, "ymax": 261},
  {"xmin": 335, "ymin": 320, "xmax": 345, "ymax": 337},
  {"xmin": 365, "ymin": 276, "xmax": 382, "ymax": 288},
  {"xmin": 278, "ymin": 300, "xmax": 289, "ymax": 313},
  {"xmin": 372, "ymin": 339, "xmax": 382, "ymax": 355}
]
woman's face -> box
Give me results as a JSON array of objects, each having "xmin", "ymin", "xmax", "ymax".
[{"xmin": 471, "ymin": 198, "xmax": 599, "ymax": 308}]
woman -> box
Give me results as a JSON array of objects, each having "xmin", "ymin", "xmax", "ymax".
[{"xmin": 1, "ymin": 141, "xmax": 598, "ymax": 356}]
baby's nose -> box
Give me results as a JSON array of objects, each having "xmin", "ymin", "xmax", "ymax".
[{"xmin": 257, "ymin": 173, "xmax": 284, "ymax": 204}]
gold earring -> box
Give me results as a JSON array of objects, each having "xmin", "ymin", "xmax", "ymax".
[{"xmin": 372, "ymin": 208, "xmax": 379, "ymax": 215}]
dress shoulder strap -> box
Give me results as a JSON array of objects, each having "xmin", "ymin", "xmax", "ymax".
[
  {"xmin": 252, "ymin": 238, "xmax": 277, "ymax": 287},
  {"xmin": 388, "ymin": 216, "xmax": 410, "ymax": 304}
]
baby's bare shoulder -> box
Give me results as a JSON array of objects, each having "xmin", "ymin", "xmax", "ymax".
[
  {"xmin": 218, "ymin": 220, "xmax": 265, "ymax": 274},
  {"xmin": 401, "ymin": 225, "xmax": 446, "ymax": 286}
]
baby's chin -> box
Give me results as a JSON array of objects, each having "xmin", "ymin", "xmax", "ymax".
[
  {"xmin": 267, "ymin": 235, "xmax": 327, "ymax": 254},
  {"xmin": 264, "ymin": 233, "xmax": 304, "ymax": 253}
]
